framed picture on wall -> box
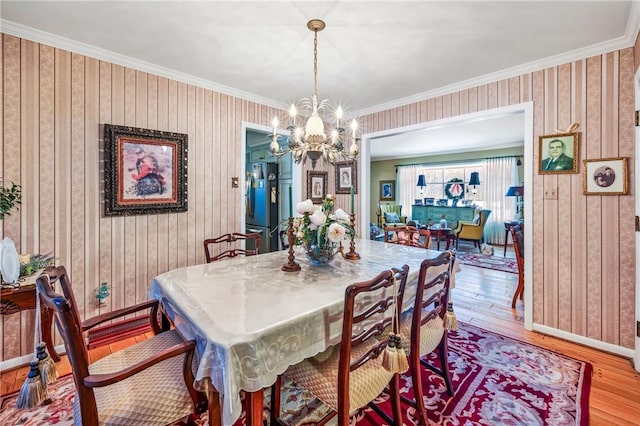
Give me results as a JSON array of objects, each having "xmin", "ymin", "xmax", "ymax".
[
  {"xmin": 583, "ymin": 157, "xmax": 628, "ymax": 195},
  {"xmin": 538, "ymin": 132, "xmax": 579, "ymax": 174},
  {"xmin": 379, "ymin": 180, "xmax": 395, "ymax": 201},
  {"xmin": 104, "ymin": 124, "xmax": 188, "ymax": 216},
  {"xmin": 307, "ymin": 171, "xmax": 328, "ymax": 204},
  {"xmin": 335, "ymin": 161, "xmax": 357, "ymax": 194}
]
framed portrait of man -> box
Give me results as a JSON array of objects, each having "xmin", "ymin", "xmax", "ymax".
[
  {"xmin": 335, "ymin": 161, "xmax": 357, "ymax": 194},
  {"xmin": 379, "ymin": 180, "xmax": 395, "ymax": 201},
  {"xmin": 538, "ymin": 133, "xmax": 579, "ymax": 174}
]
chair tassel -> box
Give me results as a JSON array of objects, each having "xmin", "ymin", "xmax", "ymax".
[
  {"xmin": 36, "ymin": 342, "xmax": 58, "ymax": 386},
  {"xmin": 444, "ymin": 301, "xmax": 458, "ymax": 331},
  {"xmin": 393, "ymin": 335, "xmax": 409, "ymax": 373},
  {"xmin": 15, "ymin": 360, "xmax": 47, "ymax": 409},
  {"xmin": 383, "ymin": 334, "xmax": 408, "ymax": 373},
  {"xmin": 382, "ymin": 334, "xmax": 398, "ymax": 373}
]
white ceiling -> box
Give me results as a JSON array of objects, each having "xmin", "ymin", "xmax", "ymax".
[{"xmin": 1, "ymin": 1, "xmax": 636, "ymax": 159}]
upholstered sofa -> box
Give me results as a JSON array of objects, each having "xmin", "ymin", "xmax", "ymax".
[{"xmin": 380, "ymin": 203, "xmax": 407, "ymax": 227}]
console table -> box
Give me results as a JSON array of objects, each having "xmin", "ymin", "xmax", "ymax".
[
  {"xmin": 412, "ymin": 205, "xmax": 477, "ymax": 229},
  {"xmin": 0, "ymin": 283, "xmax": 59, "ymax": 361}
]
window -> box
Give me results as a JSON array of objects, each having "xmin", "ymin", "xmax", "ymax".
[{"xmin": 418, "ymin": 163, "xmax": 484, "ymax": 203}]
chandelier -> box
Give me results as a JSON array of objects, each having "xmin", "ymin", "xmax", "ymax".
[{"xmin": 270, "ymin": 19, "xmax": 359, "ymax": 169}]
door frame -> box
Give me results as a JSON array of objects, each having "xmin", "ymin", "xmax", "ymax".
[
  {"xmin": 358, "ymin": 102, "xmax": 534, "ymax": 330},
  {"xmin": 241, "ymin": 121, "xmax": 302, "ymax": 237}
]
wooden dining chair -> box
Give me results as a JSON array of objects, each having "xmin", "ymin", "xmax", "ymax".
[
  {"xmin": 203, "ymin": 232, "xmax": 261, "ymax": 263},
  {"xmin": 510, "ymin": 224, "xmax": 524, "ymax": 308},
  {"xmin": 398, "ymin": 250, "xmax": 455, "ymax": 426},
  {"xmin": 384, "ymin": 225, "xmax": 431, "ymax": 249},
  {"xmin": 270, "ymin": 265, "xmax": 411, "ymax": 426},
  {"xmin": 35, "ymin": 266, "xmax": 209, "ymax": 426}
]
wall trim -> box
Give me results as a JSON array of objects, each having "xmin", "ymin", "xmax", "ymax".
[
  {"xmin": 0, "ymin": 19, "xmax": 288, "ymax": 111},
  {"xmin": 0, "ymin": 344, "xmax": 66, "ymax": 372},
  {"xmin": 533, "ymin": 324, "xmax": 635, "ymax": 359},
  {"xmin": 355, "ymin": 3, "xmax": 640, "ymax": 118}
]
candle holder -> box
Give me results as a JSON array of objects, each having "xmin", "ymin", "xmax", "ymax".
[
  {"xmin": 281, "ymin": 217, "xmax": 301, "ymax": 272},
  {"xmin": 343, "ymin": 213, "xmax": 361, "ymax": 260}
]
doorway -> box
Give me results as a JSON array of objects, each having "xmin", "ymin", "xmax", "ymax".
[
  {"xmin": 241, "ymin": 122, "xmax": 300, "ymax": 253},
  {"xmin": 358, "ymin": 102, "xmax": 534, "ymax": 330}
]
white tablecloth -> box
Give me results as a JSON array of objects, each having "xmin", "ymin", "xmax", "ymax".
[{"xmin": 150, "ymin": 239, "xmax": 459, "ymax": 425}]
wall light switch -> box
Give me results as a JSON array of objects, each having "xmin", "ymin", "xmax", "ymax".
[
  {"xmin": 544, "ymin": 188, "xmax": 557, "ymax": 200},
  {"xmin": 231, "ymin": 177, "xmax": 239, "ymax": 188}
]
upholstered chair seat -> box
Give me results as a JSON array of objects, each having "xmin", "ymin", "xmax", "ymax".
[
  {"xmin": 75, "ymin": 330, "xmax": 194, "ymax": 426},
  {"xmin": 285, "ymin": 337, "xmax": 395, "ymax": 413}
]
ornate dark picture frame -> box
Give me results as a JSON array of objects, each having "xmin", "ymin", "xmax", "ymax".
[
  {"xmin": 335, "ymin": 161, "xmax": 357, "ymax": 194},
  {"xmin": 538, "ymin": 132, "xmax": 579, "ymax": 174},
  {"xmin": 307, "ymin": 171, "xmax": 328, "ymax": 204},
  {"xmin": 104, "ymin": 124, "xmax": 188, "ymax": 216}
]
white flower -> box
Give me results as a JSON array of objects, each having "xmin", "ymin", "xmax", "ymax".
[
  {"xmin": 331, "ymin": 208, "xmax": 350, "ymax": 223},
  {"xmin": 296, "ymin": 199, "xmax": 315, "ymax": 215},
  {"xmin": 309, "ymin": 210, "xmax": 327, "ymax": 230},
  {"xmin": 327, "ymin": 223, "xmax": 346, "ymax": 242}
]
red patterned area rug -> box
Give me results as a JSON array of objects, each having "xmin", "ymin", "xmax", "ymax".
[
  {"xmin": 456, "ymin": 252, "xmax": 519, "ymax": 274},
  {"xmin": 0, "ymin": 323, "xmax": 591, "ymax": 425}
]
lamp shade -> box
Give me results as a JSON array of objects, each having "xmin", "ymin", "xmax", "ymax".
[
  {"xmin": 416, "ymin": 174, "xmax": 427, "ymax": 187},
  {"xmin": 505, "ymin": 186, "xmax": 524, "ymax": 197},
  {"xmin": 468, "ymin": 172, "xmax": 480, "ymax": 186}
]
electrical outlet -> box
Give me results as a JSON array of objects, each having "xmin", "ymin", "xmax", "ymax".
[{"xmin": 544, "ymin": 188, "xmax": 557, "ymax": 200}]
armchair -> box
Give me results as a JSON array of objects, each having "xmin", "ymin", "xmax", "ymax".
[
  {"xmin": 380, "ymin": 203, "xmax": 407, "ymax": 227},
  {"xmin": 35, "ymin": 266, "xmax": 210, "ymax": 426},
  {"xmin": 453, "ymin": 209, "xmax": 492, "ymax": 250}
]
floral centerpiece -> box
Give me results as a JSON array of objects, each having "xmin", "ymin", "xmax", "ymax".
[{"xmin": 291, "ymin": 195, "xmax": 354, "ymax": 265}]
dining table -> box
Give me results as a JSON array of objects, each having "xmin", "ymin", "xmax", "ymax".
[{"xmin": 150, "ymin": 238, "xmax": 460, "ymax": 426}]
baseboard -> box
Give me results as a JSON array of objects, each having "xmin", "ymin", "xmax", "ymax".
[
  {"xmin": 1, "ymin": 317, "xmax": 152, "ymax": 372},
  {"xmin": 533, "ymin": 323, "xmax": 634, "ymax": 359},
  {"xmin": 0, "ymin": 343, "xmax": 66, "ymax": 372}
]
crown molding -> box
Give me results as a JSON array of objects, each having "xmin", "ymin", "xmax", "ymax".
[
  {"xmin": 0, "ymin": 19, "xmax": 288, "ymax": 111},
  {"xmin": 355, "ymin": 4, "xmax": 640, "ymax": 118}
]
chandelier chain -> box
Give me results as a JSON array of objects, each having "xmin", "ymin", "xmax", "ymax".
[{"xmin": 313, "ymin": 29, "xmax": 318, "ymax": 98}]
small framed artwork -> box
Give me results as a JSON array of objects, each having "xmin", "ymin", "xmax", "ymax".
[
  {"xmin": 379, "ymin": 180, "xmax": 395, "ymax": 201},
  {"xmin": 583, "ymin": 157, "xmax": 628, "ymax": 195},
  {"xmin": 104, "ymin": 124, "xmax": 188, "ymax": 216},
  {"xmin": 539, "ymin": 132, "xmax": 579, "ymax": 174},
  {"xmin": 335, "ymin": 161, "xmax": 357, "ymax": 194},
  {"xmin": 414, "ymin": 199, "xmax": 423, "ymax": 206},
  {"xmin": 307, "ymin": 171, "xmax": 328, "ymax": 204}
]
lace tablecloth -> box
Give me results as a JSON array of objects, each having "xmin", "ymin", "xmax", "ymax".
[{"xmin": 150, "ymin": 239, "xmax": 459, "ymax": 425}]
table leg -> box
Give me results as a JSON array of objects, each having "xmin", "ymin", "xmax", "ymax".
[
  {"xmin": 435, "ymin": 230, "xmax": 441, "ymax": 250},
  {"xmin": 245, "ymin": 388, "xmax": 264, "ymax": 426},
  {"xmin": 40, "ymin": 300, "xmax": 60, "ymax": 361}
]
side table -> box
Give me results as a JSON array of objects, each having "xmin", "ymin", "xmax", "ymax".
[
  {"xmin": 428, "ymin": 227, "xmax": 453, "ymax": 251},
  {"xmin": 0, "ymin": 284, "xmax": 60, "ymax": 361}
]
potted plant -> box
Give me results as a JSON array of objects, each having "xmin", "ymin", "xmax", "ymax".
[{"xmin": 0, "ymin": 180, "xmax": 21, "ymax": 220}]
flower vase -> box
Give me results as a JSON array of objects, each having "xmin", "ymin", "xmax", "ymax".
[{"xmin": 304, "ymin": 241, "xmax": 338, "ymax": 266}]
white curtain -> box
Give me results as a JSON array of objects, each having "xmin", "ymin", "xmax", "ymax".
[
  {"xmin": 397, "ymin": 165, "xmax": 421, "ymax": 219},
  {"xmin": 483, "ymin": 157, "xmax": 518, "ymax": 244}
]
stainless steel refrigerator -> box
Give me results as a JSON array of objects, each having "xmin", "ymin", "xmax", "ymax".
[{"xmin": 245, "ymin": 162, "xmax": 279, "ymax": 253}]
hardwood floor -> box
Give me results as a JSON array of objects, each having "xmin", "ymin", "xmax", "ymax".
[{"xmin": 1, "ymin": 244, "xmax": 639, "ymax": 425}]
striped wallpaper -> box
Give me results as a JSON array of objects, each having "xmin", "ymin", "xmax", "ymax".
[
  {"xmin": 0, "ymin": 33, "xmax": 636, "ymax": 363},
  {"xmin": 359, "ymin": 48, "xmax": 636, "ymax": 350}
]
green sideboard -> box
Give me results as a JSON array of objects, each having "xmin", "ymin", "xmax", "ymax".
[{"xmin": 411, "ymin": 205, "xmax": 477, "ymax": 228}]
